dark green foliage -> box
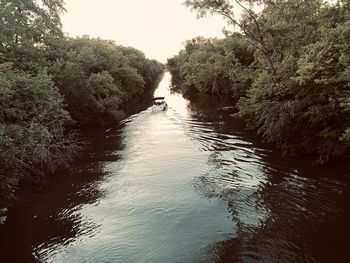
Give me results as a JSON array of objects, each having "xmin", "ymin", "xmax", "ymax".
[
  {"xmin": 173, "ymin": 0, "xmax": 350, "ymax": 161},
  {"xmin": 0, "ymin": 64, "xmax": 74, "ymax": 204},
  {"xmin": 0, "ymin": 0, "xmax": 65, "ymax": 70},
  {"xmin": 236, "ymin": 1, "xmax": 350, "ymax": 161},
  {"xmin": 0, "ymin": 0, "xmax": 68, "ymax": 211},
  {"xmin": 50, "ymin": 36, "xmax": 163, "ymax": 125},
  {"xmin": 167, "ymin": 35, "xmax": 255, "ymax": 100}
]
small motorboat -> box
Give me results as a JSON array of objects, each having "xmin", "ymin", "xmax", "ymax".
[{"xmin": 152, "ymin": 97, "xmax": 168, "ymax": 111}]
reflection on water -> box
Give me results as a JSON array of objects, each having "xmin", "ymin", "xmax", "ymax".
[{"xmin": 0, "ymin": 73, "xmax": 349, "ymax": 263}]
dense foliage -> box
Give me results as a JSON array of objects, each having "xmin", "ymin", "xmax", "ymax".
[
  {"xmin": 168, "ymin": 0, "xmax": 350, "ymax": 162},
  {"xmin": 168, "ymin": 35, "xmax": 255, "ymax": 101},
  {"xmin": 0, "ymin": 0, "xmax": 163, "ymax": 215},
  {"xmin": 51, "ymin": 37, "xmax": 163, "ymax": 125}
]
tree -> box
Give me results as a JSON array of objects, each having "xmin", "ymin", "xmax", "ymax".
[
  {"xmin": 0, "ymin": 0, "xmax": 65, "ymax": 48},
  {"xmin": 50, "ymin": 36, "xmax": 163, "ymax": 125},
  {"xmin": 167, "ymin": 34, "xmax": 254, "ymax": 100},
  {"xmin": 0, "ymin": 63, "xmax": 76, "ymax": 204},
  {"xmin": 235, "ymin": 1, "xmax": 350, "ymax": 160},
  {"xmin": 184, "ymin": 0, "xmax": 278, "ymax": 79},
  {"xmin": 0, "ymin": 0, "xmax": 65, "ymax": 69}
]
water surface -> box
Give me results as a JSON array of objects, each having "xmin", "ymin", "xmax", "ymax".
[{"xmin": 1, "ymin": 73, "xmax": 349, "ymax": 263}]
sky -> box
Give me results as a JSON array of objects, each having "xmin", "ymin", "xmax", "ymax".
[{"xmin": 61, "ymin": 0, "xmax": 228, "ymax": 63}]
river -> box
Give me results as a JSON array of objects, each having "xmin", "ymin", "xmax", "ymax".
[{"xmin": 1, "ymin": 73, "xmax": 349, "ymax": 263}]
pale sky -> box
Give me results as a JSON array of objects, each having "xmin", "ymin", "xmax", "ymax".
[{"xmin": 61, "ymin": 0, "xmax": 227, "ymax": 63}]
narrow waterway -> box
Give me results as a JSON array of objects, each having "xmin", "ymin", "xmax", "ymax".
[{"xmin": 1, "ymin": 73, "xmax": 349, "ymax": 263}]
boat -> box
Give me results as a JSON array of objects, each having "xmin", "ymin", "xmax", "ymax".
[{"xmin": 152, "ymin": 97, "xmax": 168, "ymax": 111}]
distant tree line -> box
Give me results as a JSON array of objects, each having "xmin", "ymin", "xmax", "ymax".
[
  {"xmin": 0, "ymin": 0, "xmax": 163, "ymax": 215},
  {"xmin": 167, "ymin": 0, "xmax": 350, "ymax": 163}
]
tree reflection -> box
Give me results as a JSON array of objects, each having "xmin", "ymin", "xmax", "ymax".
[
  {"xmin": 188, "ymin": 93, "xmax": 349, "ymax": 263},
  {"xmin": 0, "ymin": 125, "xmax": 126, "ymax": 263}
]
